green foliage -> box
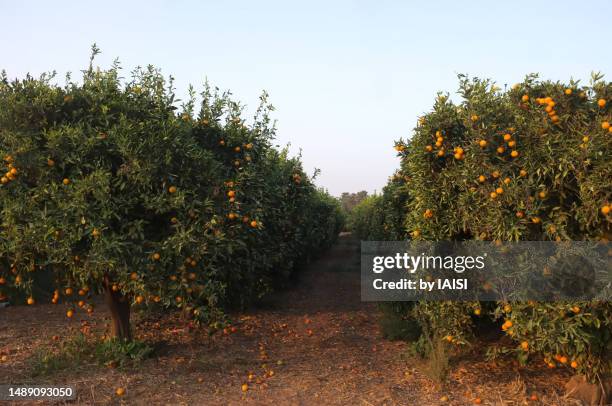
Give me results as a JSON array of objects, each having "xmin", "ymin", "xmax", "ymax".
[
  {"xmin": 28, "ymin": 334, "xmax": 153, "ymax": 376},
  {"xmin": 349, "ymin": 175, "xmax": 409, "ymax": 240},
  {"xmin": 362, "ymin": 74, "xmax": 611, "ymax": 381},
  {"xmin": 0, "ymin": 48, "xmax": 343, "ymax": 325}
]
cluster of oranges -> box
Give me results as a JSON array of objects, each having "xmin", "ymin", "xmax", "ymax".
[
  {"xmin": 423, "ymin": 130, "xmax": 447, "ymax": 157},
  {"xmin": 224, "ymin": 183, "xmax": 259, "ymax": 228},
  {"xmin": 544, "ymin": 354, "xmax": 579, "ymax": 369},
  {"xmin": 534, "ymin": 95, "xmax": 559, "ymax": 123},
  {"xmin": 1, "ymin": 155, "xmax": 18, "ymax": 184}
]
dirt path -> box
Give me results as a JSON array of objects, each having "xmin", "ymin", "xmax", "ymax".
[{"xmin": 0, "ymin": 235, "xmax": 574, "ymax": 405}]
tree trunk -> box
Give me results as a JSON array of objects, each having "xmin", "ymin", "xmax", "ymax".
[{"xmin": 103, "ymin": 277, "xmax": 132, "ymax": 341}]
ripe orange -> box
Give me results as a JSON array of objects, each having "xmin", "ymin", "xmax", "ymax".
[
  {"xmin": 423, "ymin": 209, "xmax": 433, "ymax": 218},
  {"xmin": 62, "ymin": 178, "xmax": 70, "ymax": 185},
  {"xmin": 565, "ymin": 88, "xmax": 572, "ymax": 95},
  {"xmin": 241, "ymin": 383, "xmax": 249, "ymax": 392},
  {"xmin": 496, "ymin": 187, "xmax": 504, "ymax": 194},
  {"xmin": 516, "ymin": 211, "xmax": 524, "ymax": 218},
  {"xmin": 435, "ymin": 141, "xmax": 442, "ymax": 148},
  {"xmin": 66, "ymin": 309, "xmax": 74, "ymax": 318},
  {"xmin": 521, "ymin": 94, "xmax": 529, "ymax": 102},
  {"xmin": 470, "ymin": 114, "xmax": 478, "ymax": 122},
  {"xmin": 503, "ymin": 133, "xmax": 512, "ymax": 141},
  {"xmin": 234, "ymin": 146, "xmax": 241, "ymax": 152},
  {"xmin": 503, "ymin": 177, "xmax": 511, "ymax": 185},
  {"xmin": 530, "ymin": 394, "xmax": 538, "ymax": 401},
  {"xmin": 601, "ymin": 205, "xmax": 610, "ymax": 215},
  {"xmin": 492, "ymin": 171, "xmax": 500, "ymax": 178},
  {"xmin": 531, "ymin": 217, "xmax": 541, "ymax": 224},
  {"xmin": 510, "ymin": 150, "xmax": 519, "ymax": 158},
  {"xmin": 219, "ymin": 139, "xmax": 225, "ymax": 146},
  {"xmin": 479, "ymin": 140, "xmax": 487, "ymax": 147},
  {"xmin": 153, "ymin": 252, "xmax": 161, "ymax": 260},
  {"xmin": 227, "ymin": 190, "xmax": 235, "ymax": 198},
  {"xmin": 508, "ymin": 140, "xmax": 516, "ymax": 148},
  {"xmin": 0, "ymin": 277, "xmax": 5, "ymax": 285},
  {"xmin": 571, "ymin": 361, "xmax": 578, "ymax": 369},
  {"xmin": 168, "ymin": 186, "xmax": 177, "ymax": 194},
  {"xmin": 0, "ymin": 177, "xmax": 7, "ymax": 184},
  {"xmin": 478, "ymin": 175, "xmax": 486, "ymax": 183},
  {"xmin": 601, "ymin": 121, "xmax": 610, "ymax": 130},
  {"xmin": 474, "ymin": 308, "xmax": 481, "ymax": 316},
  {"xmin": 551, "ymin": 115, "xmax": 559, "ymax": 123},
  {"xmin": 27, "ymin": 297, "xmax": 35, "ymax": 305},
  {"xmin": 521, "ymin": 341, "xmax": 529, "ymax": 350},
  {"xmin": 65, "ymin": 287, "xmax": 73, "ymax": 295},
  {"xmin": 437, "ymin": 149, "xmax": 445, "ymax": 157},
  {"xmin": 597, "ymin": 99, "xmax": 606, "ymax": 107},
  {"xmin": 135, "ymin": 296, "xmax": 144, "ymax": 304},
  {"xmin": 440, "ymin": 395, "xmax": 449, "ymax": 402},
  {"xmin": 559, "ymin": 356, "xmax": 568, "ymax": 364},
  {"xmin": 115, "ymin": 387, "xmax": 126, "ymax": 397},
  {"xmin": 425, "ymin": 145, "xmax": 433, "ymax": 152},
  {"xmin": 582, "ymin": 136, "xmax": 589, "ymax": 143},
  {"xmin": 490, "ymin": 192, "xmax": 498, "ymax": 199},
  {"xmin": 474, "ymin": 398, "xmax": 482, "ymax": 404},
  {"xmin": 497, "ymin": 146, "xmax": 505, "ymax": 154},
  {"xmin": 250, "ymin": 220, "xmax": 258, "ymax": 228},
  {"xmin": 538, "ymin": 191, "xmax": 547, "ymax": 199},
  {"xmin": 519, "ymin": 169, "xmax": 527, "ymax": 177},
  {"xmin": 130, "ymin": 272, "xmax": 138, "ymax": 281},
  {"xmin": 245, "ymin": 143, "xmax": 253, "ymax": 149}
]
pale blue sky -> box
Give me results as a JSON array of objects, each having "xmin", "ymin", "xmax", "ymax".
[{"xmin": 2, "ymin": 1, "xmax": 611, "ymax": 196}]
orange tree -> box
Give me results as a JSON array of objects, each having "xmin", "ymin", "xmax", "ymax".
[
  {"xmin": 350, "ymin": 172, "xmax": 410, "ymax": 240},
  {"xmin": 0, "ymin": 49, "xmax": 343, "ymax": 341},
  {"xmin": 360, "ymin": 74, "xmax": 611, "ymax": 382}
]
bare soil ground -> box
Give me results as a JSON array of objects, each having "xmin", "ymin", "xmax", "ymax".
[{"xmin": 0, "ymin": 235, "xmax": 578, "ymax": 405}]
